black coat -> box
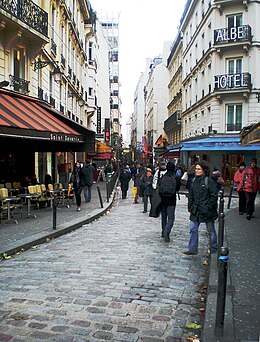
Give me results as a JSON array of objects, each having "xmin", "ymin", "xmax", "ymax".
[
  {"xmin": 141, "ymin": 175, "xmax": 154, "ymax": 196},
  {"xmin": 119, "ymin": 170, "xmax": 131, "ymax": 191},
  {"xmin": 82, "ymin": 164, "xmax": 95, "ymax": 186},
  {"xmin": 188, "ymin": 175, "xmax": 218, "ymax": 223}
]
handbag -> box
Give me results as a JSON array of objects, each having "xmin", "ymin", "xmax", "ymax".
[{"xmin": 149, "ymin": 190, "xmax": 161, "ymax": 218}]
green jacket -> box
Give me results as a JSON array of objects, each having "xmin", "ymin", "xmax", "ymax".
[{"xmin": 188, "ymin": 175, "xmax": 218, "ymax": 223}]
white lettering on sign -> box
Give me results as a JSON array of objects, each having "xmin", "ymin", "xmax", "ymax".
[
  {"xmin": 215, "ymin": 26, "xmax": 248, "ymax": 44},
  {"xmin": 50, "ymin": 133, "xmax": 80, "ymax": 142},
  {"xmin": 215, "ymin": 73, "xmax": 249, "ymax": 90}
]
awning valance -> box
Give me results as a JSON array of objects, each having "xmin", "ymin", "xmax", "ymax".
[
  {"xmin": 0, "ymin": 89, "xmax": 95, "ymax": 150},
  {"xmin": 180, "ymin": 136, "xmax": 260, "ymax": 151}
]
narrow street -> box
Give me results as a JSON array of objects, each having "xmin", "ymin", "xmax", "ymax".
[{"xmin": 0, "ymin": 187, "xmax": 210, "ymax": 341}]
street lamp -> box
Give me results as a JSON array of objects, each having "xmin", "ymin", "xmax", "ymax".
[{"xmin": 34, "ymin": 58, "xmax": 63, "ymax": 83}]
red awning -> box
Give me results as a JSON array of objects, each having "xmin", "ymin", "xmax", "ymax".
[{"xmin": 0, "ymin": 89, "xmax": 84, "ymax": 142}]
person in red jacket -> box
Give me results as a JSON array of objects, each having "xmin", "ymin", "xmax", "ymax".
[
  {"xmin": 243, "ymin": 158, "xmax": 260, "ymax": 220},
  {"xmin": 234, "ymin": 162, "xmax": 246, "ymax": 215}
]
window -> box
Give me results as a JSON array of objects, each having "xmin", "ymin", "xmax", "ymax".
[
  {"xmin": 227, "ymin": 58, "xmax": 242, "ymax": 74},
  {"xmin": 226, "ymin": 104, "xmax": 242, "ymax": 131},
  {"xmin": 227, "ymin": 14, "xmax": 242, "ymax": 28}
]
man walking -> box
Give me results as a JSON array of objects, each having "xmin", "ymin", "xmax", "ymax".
[
  {"xmin": 159, "ymin": 161, "xmax": 181, "ymax": 242},
  {"xmin": 82, "ymin": 160, "xmax": 95, "ymax": 203},
  {"xmin": 243, "ymin": 158, "xmax": 260, "ymax": 220}
]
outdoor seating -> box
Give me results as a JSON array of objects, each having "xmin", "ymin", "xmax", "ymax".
[{"xmin": 0, "ymin": 188, "xmax": 22, "ymax": 223}]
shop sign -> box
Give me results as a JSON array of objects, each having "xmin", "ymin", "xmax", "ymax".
[
  {"xmin": 97, "ymin": 107, "xmax": 101, "ymax": 133},
  {"xmin": 214, "ymin": 73, "xmax": 250, "ymax": 90},
  {"xmin": 214, "ymin": 25, "xmax": 251, "ymax": 44},
  {"xmin": 50, "ymin": 133, "xmax": 80, "ymax": 142}
]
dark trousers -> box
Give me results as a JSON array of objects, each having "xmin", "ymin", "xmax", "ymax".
[
  {"xmin": 245, "ymin": 192, "xmax": 257, "ymax": 217},
  {"xmin": 143, "ymin": 195, "xmax": 152, "ymax": 212},
  {"xmin": 75, "ymin": 185, "xmax": 83, "ymax": 207},
  {"xmin": 238, "ymin": 190, "xmax": 246, "ymax": 213},
  {"xmin": 161, "ymin": 204, "xmax": 176, "ymax": 234},
  {"xmin": 122, "ymin": 190, "xmax": 127, "ymax": 199}
]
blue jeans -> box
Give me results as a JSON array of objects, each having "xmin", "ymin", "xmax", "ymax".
[
  {"xmin": 188, "ymin": 220, "xmax": 218, "ymax": 253},
  {"xmin": 161, "ymin": 204, "xmax": 176, "ymax": 234},
  {"xmin": 84, "ymin": 185, "xmax": 92, "ymax": 202}
]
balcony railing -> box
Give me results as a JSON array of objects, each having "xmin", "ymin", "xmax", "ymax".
[
  {"xmin": 9, "ymin": 75, "xmax": 29, "ymax": 94},
  {"xmin": 214, "ymin": 73, "xmax": 251, "ymax": 91},
  {"xmin": 0, "ymin": 0, "xmax": 48, "ymax": 36},
  {"xmin": 214, "ymin": 25, "xmax": 252, "ymax": 45},
  {"xmin": 226, "ymin": 123, "xmax": 242, "ymax": 132}
]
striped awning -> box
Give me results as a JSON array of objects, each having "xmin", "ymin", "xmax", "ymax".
[{"xmin": 0, "ymin": 89, "xmax": 84, "ymax": 143}]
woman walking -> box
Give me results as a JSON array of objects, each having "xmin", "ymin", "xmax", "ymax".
[
  {"xmin": 183, "ymin": 161, "xmax": 218, "ymax": 255},
  {"xmin": 70, "ymin": 161, "xmax": 84, "ymax": 211}
]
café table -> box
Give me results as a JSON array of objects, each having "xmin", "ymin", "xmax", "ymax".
[
  {"xmin": 0, "ymin": 196, "xmax": 21, "ymax": 224},
  {"xmin": 18, "ymin": 193, "xmax": 40, "ymax": 218}
]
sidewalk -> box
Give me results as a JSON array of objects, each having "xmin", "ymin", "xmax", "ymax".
[
  {"xmin": 202, "ymin": 196, "xmax": 260, "ymax": 342},
  {"xmin": 0, "ymin": 181, "xmax": 114, "ymax": 258}
]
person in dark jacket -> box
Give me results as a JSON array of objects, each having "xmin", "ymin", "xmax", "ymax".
[
  {"xmin": 132, "ymin": 162, "xmax": 145, "ymax": 203},
  {"xmin": 141, "ymin": 167, "xmax": 154, "ymax": 213},
  {"xmin": 70, "ymin": 161, "xmax": 84, "ymax": 211},
  {"xmin": 160, "ymin": 161, "xmax": 181, "ymax": 242},
  {"xmin": 82, "ymin": 160, "xmax": 95, "ymax": 203},
  {"xmin": 183, "ymin": 161, "xmax": 218, "ymax": 255},
  {"xmin": 119, "ymin": 166, "xmax": 132, "ymax": 199}
]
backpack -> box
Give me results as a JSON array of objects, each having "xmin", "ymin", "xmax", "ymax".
[{"xmin": 159, "ymin": 174, "xmax": 176, "ymax": 196}]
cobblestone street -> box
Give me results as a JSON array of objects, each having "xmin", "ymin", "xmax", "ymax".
[{"xmin": 0, "ymin": 188, "xmax": 210, "ymax": 341}]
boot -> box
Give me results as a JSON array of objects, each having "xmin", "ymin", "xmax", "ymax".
[{"xmin": 164, "ymin": 232, "xmax": 170, "ymax": 242}]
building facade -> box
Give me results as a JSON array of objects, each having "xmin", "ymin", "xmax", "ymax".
[{"xmin": 0, "ymin": 0, "xmax": 99, "ymax": 184}]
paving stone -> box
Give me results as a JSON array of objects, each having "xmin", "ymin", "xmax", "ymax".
[{"xmin": 93, "ymin": 331, "xmax": 114, "ymax": 340}]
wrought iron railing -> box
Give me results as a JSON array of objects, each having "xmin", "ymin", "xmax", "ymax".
[
  {"xmin": 9, "ymin": 75, "xmax": 29, "ymax": 93},
  {"xmin": 0, "ymin": 0, "xmax": 48, "ymax": 36},
  {"xmin": 214, "ymin": 25, "xmax": 252, "ymax": 45},
  {"xmin": 214, "ymin": 72, "xmax": 251, "ymax": 91},
  {"xmin": 226, "ymin": 123, "xmax": 242, "ymax": 132}
]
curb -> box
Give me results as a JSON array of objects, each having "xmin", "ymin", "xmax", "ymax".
[{"xmin": 0, "ymin": 190, "xmax": 116, "ymax": 259}]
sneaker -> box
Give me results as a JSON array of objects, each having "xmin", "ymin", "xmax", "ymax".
[
  {"xmin": 77, "ymin": 207, "xmax": 81, "ymax": 212},
  {"xmin": 246, "ymin": 215, "xmax": 251, "ymax": 220},
  {"xmin": 142, "ymin": 210, "xmax": 147, "ymax": 213}
]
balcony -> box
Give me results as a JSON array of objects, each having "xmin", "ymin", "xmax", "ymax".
[
  {"xmin": 214, "ymin": 25, "xmax": 252, "ymax": 45},
  {"xmin": 0, "ymin": 0, "xmax": 48, "ymax": 37},
  {"xmin": 214, "ymin": 73, "xmax": 251, "ymax": 91},
  {"xmin": 9, "ymin": 75, "xmax": 29, "ymax": 94}
]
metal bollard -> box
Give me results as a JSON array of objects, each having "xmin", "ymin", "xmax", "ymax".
[
  {"xmin": 227, "ymin": 185, "xmax": 233, "ymax": 209},
  {"xmin": 215, "ymin": 246, "xmax": 229, "ymax": 337},
  {"xmin": 53, "ymin": 196, "xmax": 57, "ymax": 230},
  {"xmin": 97, "ymin": 185, "xmax": 103, "ymax": 208},
  {"xmin": 106, "ymin": 182, "xmax": 109, "ymax": 202},
  {"xmin": 218, "ymin": 189, "xmax": 225, "ymax": 253}
]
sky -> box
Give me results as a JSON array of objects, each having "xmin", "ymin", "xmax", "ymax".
[{"xmin": 90, "ymin": 0, "xmax": 187, "ymax": 140}]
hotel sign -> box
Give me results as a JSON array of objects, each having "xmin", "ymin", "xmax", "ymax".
[
  {"xmin": 214, "ymin": 73, "xmax": 251, "ymax": 91},
  {"xmin": 214, "ymin": 25, "xmax": 252, "ymax": 45}
]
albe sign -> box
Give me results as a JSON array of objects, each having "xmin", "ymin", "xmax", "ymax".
[{"xmin": 214, "ymin": 25, "xmax": 251, "ymax": 44}]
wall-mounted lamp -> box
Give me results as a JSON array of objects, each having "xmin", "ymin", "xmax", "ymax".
[
  {"xmin": 78, "ymin": 97, "xmax": 85, "ymax": 107},
  {"xmin": 52, "ymin": 67, "xmax": 63, "ymax": 83},
  {"xmin": 34, "ymin": 58, "xmax": 57, "ymax": 71}
]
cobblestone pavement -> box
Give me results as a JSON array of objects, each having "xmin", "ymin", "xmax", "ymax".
[{"xmin": 0, "ymin": 186, "xmax": 210, "ymax": 341}]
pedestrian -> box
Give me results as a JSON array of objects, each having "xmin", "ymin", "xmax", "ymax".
[
  {"xmin": 132, "ymin": 162, "xmax": 145, "ymax": 203},
  {"xmin": 44, "ymin": 174, "xmax": 52, "ymax": 189},
  {"xmin": 211, "ymin": 166, "xmax": 225, "ymax": 192},
  {"xmin": 82, "ymin": 160, "xmax": 95, "ymax": 203},
  {"xmin": 152, "ymin": 159, "xmax": 167, "ymax": 190},
  {"xmin": 159, "ymin": 161, "xmax": 181, "ymax": 242},
  {"xmin": 183, "ymin": 161, "xmax": 218, "ymax": 255},
  {"xmin": 70, "ymin": 161, "xmax": 84, "ymax": 211},
  {"xmin": 243, "ymin": 158, "xmax": 260, "ymax": 220},
  {"xmin": 141, "ymin": 167, "xmax": 154, "ymax": 213},
  {"xmin": 119, "ymin": 166, "xmax": 132, "ymax": 199},
  {"xmin": 233, "ymin": 161, "xmax": 246, "ymax": 215}
]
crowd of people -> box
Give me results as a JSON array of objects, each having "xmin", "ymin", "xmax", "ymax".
[{"xmin": 117, "ymin": 157, "xmax": 259, "ymax": 254}]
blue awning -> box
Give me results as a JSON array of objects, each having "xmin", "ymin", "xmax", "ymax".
[{"xmin": 178, "ymin": 136, "xmax": 260, "ymax": 151}]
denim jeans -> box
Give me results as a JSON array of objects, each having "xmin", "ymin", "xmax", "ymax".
[
  {"xmin": 188, "ymin": 220, "xmax": 218, "ymax": 253},
  {"xmin": 84, "ymin": 185, "xmax": 92, "ymax": 202},
  {"xmin": 161, "ymin": 204, "xmax": 176, "ymax": 234}
]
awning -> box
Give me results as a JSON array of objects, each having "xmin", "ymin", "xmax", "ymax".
[
  {"xmin": 181, "ymin": 136, "xmax": 260, "ymax": 151},
  {"xmin": 0, "ymin": 89, "xmax": 95, "ymax": 151},
  {"xmin": 241, "ymin": 121, "xmax": 260, "ymax": 146},
  {"xmin": 159, "ymin": 148, "xmax": 180, "ymax": 158},
  {"xmin": 96, "ymin": 141, "xmax": 112, "ymax": 153}
]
